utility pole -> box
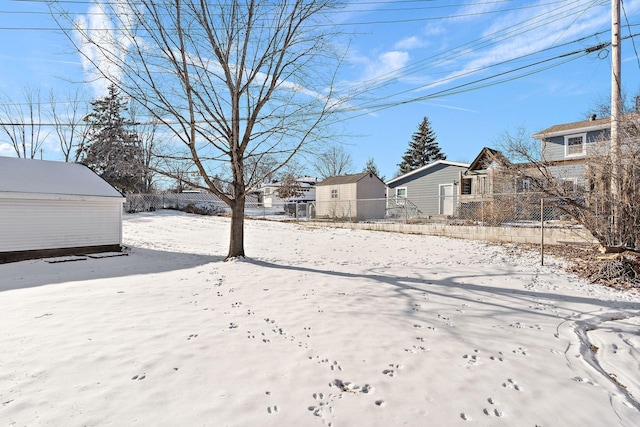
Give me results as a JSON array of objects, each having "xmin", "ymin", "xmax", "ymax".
[{"xmin": 611, "ymin": 0, "xmax": 621, "ymax": 243}]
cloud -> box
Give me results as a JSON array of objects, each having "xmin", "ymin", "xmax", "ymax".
[
  {"xmin": 74, "ymin": 1, "xmax": 136, "ymax": 96},
  {"xmin": 360, "ymin": 50, "xmax": 410, "ymax": 83},
  {"xmin": 415, "ymin": 0, "xmax": 616, "ymax": 92},
  {"xmin": 394, "ymin": 36, "xmax": 427, "ymax": 51},
  {"xmin": 0, "ymin": 143, "xmax": 15, "ymax": 157}
]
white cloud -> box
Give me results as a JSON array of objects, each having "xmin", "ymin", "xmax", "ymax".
[
  {"xmin": 361, "ymin": 50, "xmax": 410, "ymax": 82},
  {"xmin": 75, "ymin": 1, "xmax": 136, "ymax": 96},
  {"xmin": 0, "ymin": 143, "xmax": 15, "ymax": 157},
  {"xmin": 394, "ymin": 36, "xmax": 427, "ymax": 51}
]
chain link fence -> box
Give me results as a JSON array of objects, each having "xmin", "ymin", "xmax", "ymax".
[
  {"xmin": 126, "ymin": 192, "xmax": 584, "ymax": 227},
  {"xmin": 125, "ymin": 193, "xmax": 308, "ymax": 218}
]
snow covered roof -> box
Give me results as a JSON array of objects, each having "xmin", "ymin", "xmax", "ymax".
[{"xmin": 0, "ymin": 157, "xmax": 123, "ymax": 198}]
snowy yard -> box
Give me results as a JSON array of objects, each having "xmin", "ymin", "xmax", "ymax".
[{"xmin": 1, "ymin": 210, "xmax": 639, "ymax": 426}]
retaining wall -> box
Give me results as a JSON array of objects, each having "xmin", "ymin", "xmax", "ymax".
[{"xmin": 306, "ymin": 221, "xmax": 597, "ymax": 246}]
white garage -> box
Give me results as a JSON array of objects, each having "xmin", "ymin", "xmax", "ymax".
[{"xmin": 0, "ymin": 157, "xmax": 125, "ymax": 263}]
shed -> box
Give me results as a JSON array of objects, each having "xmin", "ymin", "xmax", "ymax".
[
  {"xmin": 0, "ymin": 157, "xmax": 125, "ymax": 263},
  {"xmin": 386, "ymin": 160, "xmax": 470, "ymax": 216},
  {"xmin": 314, "ymin": 172, "xmax": 386, "ymax": 220}
]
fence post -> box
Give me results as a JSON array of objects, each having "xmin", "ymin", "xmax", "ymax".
[{"xmin": 540, "ymin": 198, "xmax": 544, "ymax": 266}]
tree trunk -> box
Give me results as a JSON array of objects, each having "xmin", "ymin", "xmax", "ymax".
[{"xmin": 226, "ymin": 198, "xmax": 246, "ymax": 260}]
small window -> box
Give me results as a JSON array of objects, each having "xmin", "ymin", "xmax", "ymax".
[
  {"xmin": 479, "ymin": 176, "xmax": 489, "ymax": 194},
  {"xmin": 516, "ymin": 179, "xmax": 531, "ymax": 193},
  {"xmin": 461, "ymin": 178, "xmax": 471, "ymax": 195},
  {"xmin": 565, "ymin": 133, "xmax": 586, "ymax": 157},
  {"xmin": 560, "ymin": 178, "xmax": 577, "ymax": 192},
  {"xmin": 331, "ymin": 189, "xmax": 338, "ymax": 199},
  {"xmin": 396, "ymin": 187, "xmax": 407, "ymax": 198}
]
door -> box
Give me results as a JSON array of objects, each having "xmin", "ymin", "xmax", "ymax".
[{"xmin": 439, "ymin": 184, "xmax": 454, "ymax": 215}]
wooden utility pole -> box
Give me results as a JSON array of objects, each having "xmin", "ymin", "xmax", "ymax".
[{"xmin": 611, "ymin": 0, "xmax": 621, "ymax": 242}]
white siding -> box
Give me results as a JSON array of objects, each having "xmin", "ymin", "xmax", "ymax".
[{"xmin": 0, "ymin": 197, "xmax": 123, "ymax": 252}]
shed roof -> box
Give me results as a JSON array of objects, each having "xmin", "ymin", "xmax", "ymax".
[
  {"xmin": 317, "ymin": 172, "xmax": 381, "ymax": 186},
  {"xmin": 0, "ymin": 157, "xmax": 124, "ymax": 198},
  {"xmin": 385, "ymin": 160, "xmax": 470, "ymax": 185}
]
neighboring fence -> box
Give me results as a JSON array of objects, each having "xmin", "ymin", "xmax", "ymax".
[
  {"xmin": 126, "ymin": 192, "xmax": 580, "ymax": 225},
  {"xmin": 125, "ymin": 192, "xmax": 598, "ymax": 246},
  {"xmin": 124, "ymin": 193, "xmax": 307, "ymax": 218}
]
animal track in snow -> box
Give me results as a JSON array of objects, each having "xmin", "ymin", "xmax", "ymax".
[
  {"xmin": 187, "ymin": 333, "xmax": 198, "ymax": 340},
  {"xmin": 382, "ymin": 363, "xmax": 403, "ymax": 377},
  {"xmin": 502, "ymin": 378, "xmax": 522, "ymax": 391},
  {"xmin": 512, "ymin": 347, "xmax": 528, "ymax": 356},
  {"xmin": 131, "ymin": 373, "xmax": 146, "ymax": 380},
  {"xmin": 267, "ymin": 406, "xmax": 279, "ymax": 414}
]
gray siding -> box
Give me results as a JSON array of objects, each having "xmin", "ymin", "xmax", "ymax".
[
  {"xmin": 388, "ymin": 164, "xmax": 467, "ymax": 215},
  {"xmin": 389, "ymin": 164, "xmax": 466, "ymax": 215},
  {"xmin": 541, "ymin": 129, "xmax": 609, "ymax": 161}
]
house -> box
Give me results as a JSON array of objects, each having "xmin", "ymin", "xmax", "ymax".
[
  {"xmin": 314, "ymin": 172, "xmax": 386, "ymax": 220},
  {"xmin": 459, "ymin": 147, "xmax": 511, "ymax": 200},
  {"xmin": 259, "ymin": 176, "xmax": 319, "ymax": 208},
  {"xmin": 531, "ymin": 114, "xmax": 611, "ymax": 191},
  {"xmin": 0, "ymin": 157, "xmax": 125, "ymax": 263},
  {"xmin": 386, "ymin": 160, "xmax": 470, "ymax": 216}
]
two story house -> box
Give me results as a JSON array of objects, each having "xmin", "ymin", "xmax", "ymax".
[{"xmin": 531, "ymin": 114, "xmax": 611, "ymax": 191}]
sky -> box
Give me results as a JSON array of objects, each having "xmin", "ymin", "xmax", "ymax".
[{"xmin": 1, "ymin": 0, "xmax": 640, "ymax": 181}]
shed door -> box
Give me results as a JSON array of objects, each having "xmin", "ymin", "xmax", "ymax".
[{"xmin": 439, "ymin": 184, "xmax": 454, "ymax": 215}]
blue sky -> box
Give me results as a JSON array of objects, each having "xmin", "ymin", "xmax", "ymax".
[{"xmin": 1, "ymin": 0, "xmax": 639, "ymax": 180}]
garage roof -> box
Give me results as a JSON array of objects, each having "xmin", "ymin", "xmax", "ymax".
[{"xmin": 0, "ymin": 157, "xmax": 123, "ymax": 198}]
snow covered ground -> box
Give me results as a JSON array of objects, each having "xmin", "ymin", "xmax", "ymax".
[{"xmin": 1, "ymin": 210, "xmax": 639, "ymax": 426}]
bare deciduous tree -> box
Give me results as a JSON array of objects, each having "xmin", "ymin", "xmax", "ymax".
[
  {"xmin": 313, "ymin": 145, "xmax": 354, "ymax": 179},
  {"xmin": 0, "ymin": 87, "xmax": 48, "ymax": 159},
  {"xmin": 48, "ymin": 89, "xmax": 90, "ymax": 162},
  {"xmin": 53, "ymin": 0, "xmax": 347, "ymax": 260}
]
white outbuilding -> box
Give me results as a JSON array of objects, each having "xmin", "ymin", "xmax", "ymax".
[{"xmin": 0, "ymin": 157, "xmax": 125, "ymax": 263}]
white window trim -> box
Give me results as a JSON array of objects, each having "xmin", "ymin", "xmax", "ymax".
[
  {"xmin": 396, "ymin": 187, "xmax": 407, "ymax": 198},
  {"xmin": 564, "ymin": 133, "xmax": 586, "ymax": 157},
  {"xmin": 330, "ymin": 188, "xmax": 339, "ymax": 199}
]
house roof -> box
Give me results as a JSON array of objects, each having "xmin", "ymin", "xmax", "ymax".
[
  {"xmin": 467, "ymin": 147, "xmax": 508, "ymax": 171},
  {"xmin": 317, "ymin": 172, "xmax": 381, "ymax": 186},
  {"xmin": 0, "ymin": 157, "xmax": 124, "ymax": 198},
  {"xmin": 532, "ymin": 116, "xmax": 611, "ymax": 139},
  {"xmin": 385, "ymin": 160, "xmax": 470, "ymax": 185}
]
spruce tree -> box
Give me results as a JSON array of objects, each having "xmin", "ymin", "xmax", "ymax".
[
  {"xmin": 398, "ymin": 117, "xmax": 446, "ymax": 174},
  {"xmin": 78, "ymin": 84, "xmax": 144, "ymax": 193},
  {"xmin": 363, "ymin": 157, "xmax": 384, "ymax": 181}
]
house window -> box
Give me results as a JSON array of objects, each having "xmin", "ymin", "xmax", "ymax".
[
  {"xmin": 560, "ymin": 178, "xmax": 577, "ymax": 192},
  {"xmin": 516, "ymin": 179, "xmax": 531, "ymax": 193},
  {"xmin": 479, "ymin": 176, "xmax": 489, "ymax": 194},
  {"xmin": 565, "ymin": 133, "xmax": 586, "ymax": 157},
  {"xmin": 331, "ymin": 189, "xmax": 338, "ymax": 199},
  {"xmin": 461, "ymin": 178, "xmax": 472, "ymax": 195},
  {"xmin": 396, "ymin": 187, "xmax": 407, "ymax": 198}
]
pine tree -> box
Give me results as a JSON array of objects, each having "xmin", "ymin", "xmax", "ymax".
[
  {"xmin": 397, "ymin": 117, "xmax": 446, "ymax": 174},
  {"xmin": 79, "ymin": 84, "xmax": 145, "ymax": 193},
  {"xmin": 363, "ymin": 157, "xmax": 384, "ymax": 181}
]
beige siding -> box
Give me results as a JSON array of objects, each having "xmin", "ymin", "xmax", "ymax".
[
  {"xmin": 0, "ymin": 197, "xmax": 123, "ymax": 252},
  {"xmin": 316, "ymin": 175, "xmax": 386, "ymax": 219}
]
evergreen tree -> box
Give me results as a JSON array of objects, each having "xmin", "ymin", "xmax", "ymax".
[
  {"xmin": 397, "ymin": 117, "xmax": 446, "ymax": 174},
  {"xmin": 78, "ymin": 84, "xmax": 145, "ymax": 193},
  {"xmin": 363, "ymin": 157, "xmax": 385, "ymax": 181}
]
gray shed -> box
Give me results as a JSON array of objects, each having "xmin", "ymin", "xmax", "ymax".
[
  {"xmin": 0, "ymin": 157, "xmax": 125, "ymax": 263},
  {"xmin": 386, "ymin": 160, "xmax": 470, "ymax": 216}
]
